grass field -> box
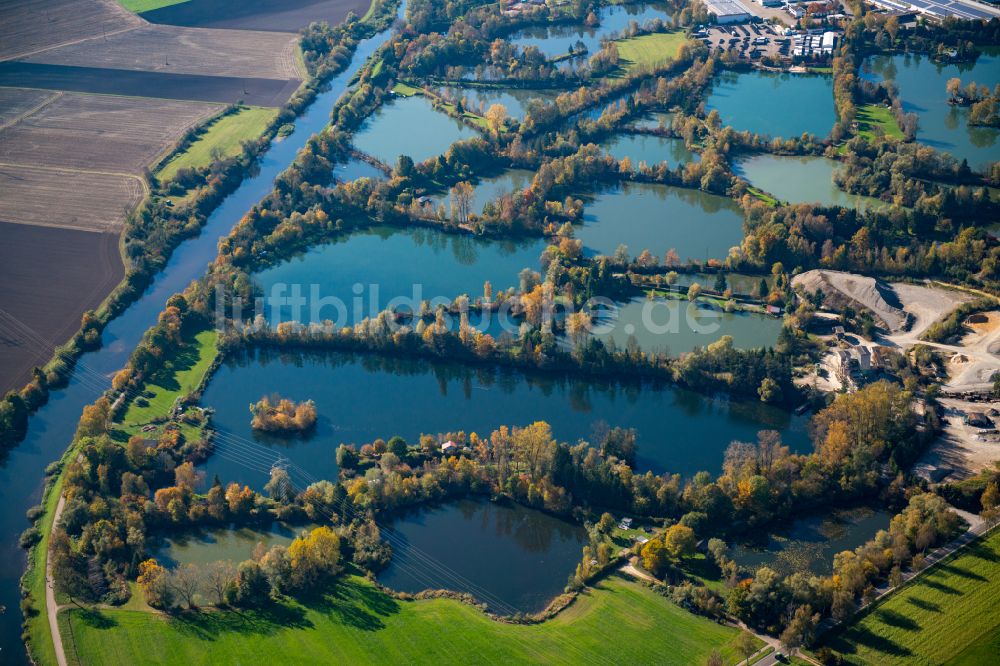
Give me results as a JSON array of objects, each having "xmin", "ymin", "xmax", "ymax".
[
  {"xmin": 820, "ymin": 528, "xmax": 1000, "ymax": 665},
  {"xmin": 157, "ymin": 107, "xmax": 277, "ymax": 181},
  {"xmin": 120, "ymin": 329, "xmax": 218, "ymax": 428},
  {"xmin": 856, "ymin": 104, "xmax": 904, "ymax": 142},
  {"xmin": 118, "ymin": 0, "xmax": 187, "ymax": 12},
  {"xmin": 58, "ymin": 574, "xmax": 757, "ymax": 665},
  {"xmin": 613, "ymin": 32, "xmax": 688, "ymax": 76}
]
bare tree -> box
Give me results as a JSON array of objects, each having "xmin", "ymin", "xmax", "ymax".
[
  {"xmin": 203, "ymin": 561, "xmax": 236, "ymax": 606},
  {"xmin": 169, "ymin": 563, "xmax": 202, "ymax": 609}
]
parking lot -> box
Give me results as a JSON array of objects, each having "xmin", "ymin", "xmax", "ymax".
[{"xmin": 695, "ymin": 22, "xmax": 789, "ymax": 61}]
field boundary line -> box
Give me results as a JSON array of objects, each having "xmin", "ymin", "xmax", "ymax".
[
  {"xmin": 0, "ymin": 91, "xmax": 63, "ymax": 131},
  {"xmin": 1, "ymin": 25, "xmax": 142, "ymax": 64}
]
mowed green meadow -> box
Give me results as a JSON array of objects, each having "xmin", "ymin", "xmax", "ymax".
[
  {"xmin": 614, "ymin": 32, "xmax": 689, "ymax": 76},
  {"xmin": 58, "ymin": 575, "xmax": 753, "ymax": 665},
  {"xmin": 856, "ymin": 104, "xmax": 904, "ymax": 142},
  {"xmin": 822, "ymin": 528, "xmax": 1000, "ymax": 665},
  {"xmin": 117, "ymin": 0, "xmax": 189, "ymax": 12},
  {"xmin": 157, "ymin": 107, "xmax": 278, "ymax": 182}
]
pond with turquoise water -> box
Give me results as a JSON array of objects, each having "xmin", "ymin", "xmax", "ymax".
[
  {"xmin": 732, "ymin": 154, "xmax": 885, "ymax": 209},
  {"xmin": 569, "ymin": 296, "xmax": 783, "ymax": 355},
  {"xmin": 435, "ymin": 86, "xmax": 559, "ymax": 119},
  {"xmin": 353, "ymin": 94, "xmax": 480, "ymax": 165},
  {"xmin": 861, "ymin": 51, "xmax": 1000, "ymax": 171},
  {"xmin": 577, "ymin": 181, "xmax": 745, "ymax": 262},
  {"xmin": 254, "ymin": 224, "xmax": 547, "ymax": 327},
  {"xmin": 601, "ymin": 133, "xmax": 698, "ymax": 169},
  {"xmin": 510, "ymin": 2, "xmax": 671, "ymax": 60},
  {"xmin": 705, "ymin": 70, "xmax": 836, "ymax": 139}
]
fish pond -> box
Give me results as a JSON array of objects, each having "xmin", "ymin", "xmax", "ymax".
[
  {"xmin": 150, "ymin": 523, "xmax": 315, "ymax": 568},
  {"xmin": 578, "ymin": 181, "xmax": 744, "ymax": 261},
  {"xmin": 196, "ymin": 349, "xmax": 810, "ymax": 489},
  {"xmin": 730, "ymin": 506, "xmax": 892, "ymax": 576},
  {"xmin": 601, "ymin": 132, "xmax": 698, "ymax": 169},
  {"xmin": 254, "ymin": 224, "xmax": 547, "ymax": 327},
  {"xmin": 430, "ymin": 168, "xmax": 536, "ymax": 216},
  {"xmin": 434, "ymin": 86, "xmax": 559, "ymax": 119},
  {"xmin": 861, "ymin": 51, "xmax": 1000, "ymax": 171},
  {"xmin": 378, "ymin": 498, "xmax": 588, "ymax": 613},
  {"xmin": 353, "ymin": 94, "xmax": 479, "ymax": 165},
  {"xmin": 572, "ymin": 296, "xmax": 783, "ymax": 355},
  {"xmin": 510, "ymin": 2, "xmax": 671, "ymax": 60},
  {"xmin": 705, "ymin": 70, "xmax": 836, "ymax": 139},
  {"xmin": 732, "ymin": 154, "xmax": 884, "ymax": 209}
]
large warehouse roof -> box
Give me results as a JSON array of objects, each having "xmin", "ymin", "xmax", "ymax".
[{"xmin": 704, "ymin": 0, "xmax": 753, "ymax": 18}]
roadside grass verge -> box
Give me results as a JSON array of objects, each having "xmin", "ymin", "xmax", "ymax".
[
  {"xmin": 58, "ymin": 574, "xmax": 755, "ymax": 665},
  {"xmin": 120, "ymin": 329, "xmax": 218, "ymax": 428},
  {"xmin": 856, "ymin": 104, "xmax": 904, "ymax": 142},
  {"xmin": 157, "ymin": 107, "xmax": 278, "ymax": 182},
  {"xmin": 819, "ymin": 528, "xmax": 1000, "ymax": 665},
  {"xmin": 612, "ymin": 32, "xmax": 689, "ymax": 77}
]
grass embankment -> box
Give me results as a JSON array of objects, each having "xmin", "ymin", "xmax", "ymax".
[
  {"xmin": 58, "ymin": 574, "xmax": 754, "ymax": 665},
  {"xmin": 820, "ymin": 528, "xmax": 1000, "ymax": 665},
  {"xmin": 612, "ymin": 32, "xmax": 689, "ymax": 77},
  {"xmin": 856, "ymin": 104, "xmax": 904, "ymax": 142},
  {"xmin": 120, "ymin": 329, "xmax": 218, "ymax": 429},
  {"xmin": 117, "ymin": 0, "xmax": 188, "ymax": 12},
  {"xmin": 157, "ymin": 107, "xmax": 278, "ymax": 182}
]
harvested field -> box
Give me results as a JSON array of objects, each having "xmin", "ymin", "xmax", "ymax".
[
  {"xmin": 137, "ymin": 0, "xmax": 371, "ymax": 33},
  {"xmin": 0, "ymin": 63, "xmax": 301, "ymax": 106},
  {"xmin": 0, "ymin": 221, "xmax": 124, "ymax": 393},
  {"xmin": 0, "ymin": 165, "xmax": 144, "ymax": 232},
  {"xmin": 0, "ymin": 0, "xmax": 141, "ymax": 61},
  {"xmin": 0, "ymin": 91, "xmax": 221, "ymax": 172},
  {"xmin": 22, "ymin": 24, "xmax": 302, "ymax": 81},
  {"xmin": 0, "ymin": 88, "xmax": 60, "ymax": 129}
]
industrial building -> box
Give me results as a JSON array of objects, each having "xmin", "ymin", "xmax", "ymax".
[
  {"xmin": 866, "ymin": 0, "xmax": 1000, "ymax": 21},
  {"xmin": 703, "ymin": 0, "xmax": 753, "ymax": 23}
]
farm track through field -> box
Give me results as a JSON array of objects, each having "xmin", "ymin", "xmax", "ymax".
[{"xmin": 0, "ymin": 90, "xmax": 62, "ymax": 131}]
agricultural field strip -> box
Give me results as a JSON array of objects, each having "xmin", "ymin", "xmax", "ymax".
[
  {"xmin": 0, "ymin": 165, "xmax": 145, "ymax": 232},
  {"xmin": 19, "ymin": 24, "xmax": 304, "ymax": 82},
  {"xmin": 0, "ymin": 0, "xmax": 143, "ymax": 62},
  {"xmin": 0, "ymin": 88, "xmax": 62, "ymax": 130},
  {"xmin": 0, "ymin": 92, "xmax": 223, "ymax": 173}
]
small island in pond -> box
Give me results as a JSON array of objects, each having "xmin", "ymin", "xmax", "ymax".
[{"xmin": 249, "ymin": 395, "xmax": 317, "ymax": 433}]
